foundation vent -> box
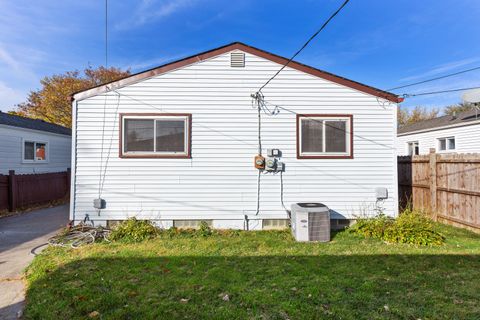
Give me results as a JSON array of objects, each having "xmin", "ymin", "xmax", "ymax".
[
  {"xmin": 263, "ymin": 219, "xmax": 289, "ymax": 230},
  {"xmin": 173, "ymin": 220, "xmax": 213, "ymax": 229}
]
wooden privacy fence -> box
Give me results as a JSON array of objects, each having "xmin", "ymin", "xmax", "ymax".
[
  {"xmin": 0, "ymin": 169, "xmax": 70, "ymax": 212},
  {"xmin": 398, "ymin": 149, "xmax": 480, "ymax": 231}
]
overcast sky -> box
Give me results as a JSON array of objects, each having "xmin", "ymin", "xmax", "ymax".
[{"xmin": 1, "ymin": 0, "xmax": 480, "ymax": 112}]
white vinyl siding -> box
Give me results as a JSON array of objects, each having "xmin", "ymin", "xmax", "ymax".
[
  {"xmin": 0, "ymin": 125, "xmax": 71, "ymax": 174},
  {"xmin": 397, "ymin": 123, "xmax": 480, "ymax": 155},
  {"xmin": 71, "ymin": 50, "xmax": 398, "ymax": 227}
]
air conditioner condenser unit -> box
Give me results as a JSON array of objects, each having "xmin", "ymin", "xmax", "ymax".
[{"xmin": 290, "ymin": 203, "xmax": 330, "ymax": 242}]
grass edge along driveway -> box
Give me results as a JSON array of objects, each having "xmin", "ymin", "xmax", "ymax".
[{"xmin": 24, "ymin": 225, "xmax": 480, "ymax": 320}]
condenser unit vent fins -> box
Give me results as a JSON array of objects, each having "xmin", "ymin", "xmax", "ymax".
[
  {"xmin": 308, "ymin": 211, "xmax": 330, "ymax": 242},
  {"xmin": 230, "ymin": 52, "xmax": 245, "ymax": 67}
]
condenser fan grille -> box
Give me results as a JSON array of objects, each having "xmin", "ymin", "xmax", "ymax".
[{"xmin": 308, "ymin": 211, "xmax": 330, "ymax": 242}]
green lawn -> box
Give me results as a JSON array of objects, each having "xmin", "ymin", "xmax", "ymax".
[{"xmin": 25, "ymin": 225, "xmax": 480, "ymax": 320}]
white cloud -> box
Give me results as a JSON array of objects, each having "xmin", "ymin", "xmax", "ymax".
[
  {"xmin": 399, "ymin": 57, "xmax": 480, "ymax": 83},
  {"xmin": 0, "ymin": 81, "xmax": 27, "ymax": 111},
  {"xmin": 0, "ymin": 44, "xmax": 40, "ymax": 80},
  {"xmin": 115, "ymin": 0, "xmax": 198, "ymax": 30}
]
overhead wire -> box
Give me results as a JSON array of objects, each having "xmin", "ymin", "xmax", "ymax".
[
  {"xmin": 401, "ymin": 85, "xmax": 480, "ymax": 98},
  {"xmin": 97, "ymin": 0, "xmax": 109, "ymax": 210},
  {"xmin": 257, "ymin": 0, "xmax": 350, "ymax": 93},
  {"xmin": 252, "ymin": 0, "xmax": 350, "ymax": 217},
  {"xmin": 387, "ymin": 66, "xmax": 480, "ymax": 91}
]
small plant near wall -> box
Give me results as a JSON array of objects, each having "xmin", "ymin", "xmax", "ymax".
[
  {"xmin": 349, "ymin": 214, "xmax": 394, "ymax": 239},
  {"xmin": 349, "ymin": 209, "xmax": 445, "ymax": 246},
  {"xmin": 198, "ymin": 221, "xmax": 213, "ymax": 237},
  {"xmin": 383, "ymin": 209, "xmax": 445, "ymax": 246},
  {"xmin": 108, "ymin": 218, "xmax": 160, "ymax": 242}
]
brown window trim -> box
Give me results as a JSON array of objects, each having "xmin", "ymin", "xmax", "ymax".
[
  {"xmin": 296, "ymin": 114, "xmax": 353, "ymax": 159},
  {"xmin": 119, "ymin": 113, "xmax": 192, "ymax": 159}
]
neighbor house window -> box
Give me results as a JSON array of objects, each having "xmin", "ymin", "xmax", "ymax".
[
  {"xmin": 23, "ymin": 140, "xmax": 47, "ymax": 162},
  {"xmin": 297, "ymin": 114, "xmax": 353, "ymax": 159},
  {"xmin": 438, "ymin": 137, "xmax": 455, "ymax": 151},
  {"xmin": 120, "ymin": 114, "xmax": 191, "ymax": 158},
  {"xmin": 407, "ymin": 141, "xmax": 419, "ymax": 155}
]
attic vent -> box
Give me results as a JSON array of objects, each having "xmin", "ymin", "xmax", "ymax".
[{"xmin": 230, "ymin": 52, "xmax": 245, "ymax": 67}]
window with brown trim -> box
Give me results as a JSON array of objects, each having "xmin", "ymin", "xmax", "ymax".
[
  {"xmin": 297, "ymin": 114, "xmax": 353, "ymax": 159},
  {"xmin": 119, "ymin": 114, "xmax": 191, "ymax": 158}
]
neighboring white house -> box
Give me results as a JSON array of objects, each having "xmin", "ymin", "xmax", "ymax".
[
  {"xmin": 0, "ymin": 112, "xmax": 72, "ymax": 174},
  {"xmin": 70, "ymin": 42, "xmax": 402, "ymax": 229},
  {"xmin": 397, "ymin": 109, "xmax": 480, "ymax": 155}
]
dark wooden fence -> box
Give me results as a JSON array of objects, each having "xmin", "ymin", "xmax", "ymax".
[
  {"xmin": 0, "ymin": 169, "xmax": 70, "ymax": 212},
  {"xmin": 398, "ymin": 149, "xmax": 480, "ymax": 232}
]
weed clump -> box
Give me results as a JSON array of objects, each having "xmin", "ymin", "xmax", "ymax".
[
  {"xmin": 349, "ymin": 209, "xmax": 445, "ymax": 246},
  {"xmin": 109, "ymin": 218, "xmax": 160, "ymax": 242}
]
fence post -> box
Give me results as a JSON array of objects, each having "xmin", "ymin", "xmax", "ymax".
[
  {"xmin": 67, "ymin": 168, "xmax": 71, "ymax": 196},
  {"xmin": 429, "ymin": 148, "xmax": 437, "ymax": 221},
  {"xmin": 8, "ymin": 170, "xmax": 16, "ymax": 212}
]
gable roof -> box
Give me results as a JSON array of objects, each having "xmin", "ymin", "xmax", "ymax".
[
  {"xmin": 72, "ymin": 42, "xmax": 402, "ymax": 103},
  {"xmin": 0, "ymin": 112, "xmax": 71, "ymax": 136},
  {"xmin": 397, "ymin": 109, "xmax": 480, "ymax": 135}
]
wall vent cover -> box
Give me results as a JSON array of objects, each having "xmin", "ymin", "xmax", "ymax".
[{"xmin": 230, "ymin": 52, "xmax": 245, "ymax": 67}]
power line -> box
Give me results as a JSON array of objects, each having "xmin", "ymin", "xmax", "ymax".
[
  {"xmin": 257, "ymin": 0, "xmax": 350, "ymax": 93},
  {"xmin": 387, "ymin": 66, "xmax": 480, "ymax": 91},
  {"xmin": 402, "ymin": 85, "xmax": 480, "ymax": 98},
  {"xmin": 97, "ymin": 0, "xmax": 109, "ymax": 208},
  {"xmin": 105, "ymin": 0, "xmax": 108, "ymax": 67}
]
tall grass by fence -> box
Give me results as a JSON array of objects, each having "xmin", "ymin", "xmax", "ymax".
[
  {"xmin": 398, "ymin": 149, "xmax": 480, "ymax": 232},
  {"xmin": 0, "ymin": 169, "xmax": 70, "ymax": 212}
]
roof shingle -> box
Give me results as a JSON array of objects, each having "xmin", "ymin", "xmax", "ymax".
[
  {"xmin": 0, "ymin": 112, "xmax": 71, "ymax": 136},
  {"xmin": 398, "ymin": 109, "xmax": 480, "ymax": 135}
]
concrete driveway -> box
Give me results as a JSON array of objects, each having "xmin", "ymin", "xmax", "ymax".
[{"xmin": 0, "ymin": 205, "xmax": 68, "ymax": 320}]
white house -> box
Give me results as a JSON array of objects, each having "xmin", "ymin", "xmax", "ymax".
[
  {"xmin": 0, "ymin": 112, "xmax": 71, "ymax": 174},
  {"xmin": 70, "ymin": 42, "xmax": 402, "ymax": 229},
  {"xmin": 397, "ymin": 109, "xmax": 480, "ymax": 155}
]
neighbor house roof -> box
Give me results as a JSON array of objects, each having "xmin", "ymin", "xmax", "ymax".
[
  {"xmin": 397, "ymin": 109, "xmax": 480, "ymax": 135},
  {"xmin": 72, "ymin": 42, "xmax": 402, "ymax": 103},
  {"xmin": 0, "ymin": 111, "xmax": 71, "ymax": 136}
]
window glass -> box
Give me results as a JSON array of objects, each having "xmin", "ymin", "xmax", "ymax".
[
  {"xmin": 36, "ymin": 143, "xmax": 46, "ymax": 160},
  {"xmin": 125, "ymin": 119, "xmax": 154, "ymax": 152},
  {"xmin": 301, "ymin": 119, "xmax": 323, "ymax": 153},
  {"xmin": 325, "ymin": 121, "xmax": 346, "ymax": 152},
  {"xmin": 122, "ymin": 115, "xmax": 190, "ymax": 157},
  {"xmin": 299, "ymin": 116, "xmax": 351, "ymax": 157},
  {"xmin": 408, "ymin": 142, "xmax": 419, "ymax": 155},
  {"xmin": 448, "ymin": 138, "xmax": 455, "ymax": 150},
  {"xmin": 24, "ymin": 141, "xmax": 34, "ymax": 160},
  {"xmin": 155, "ymin": 120, "xmax": 185, "ymax": 152},
  {"xmin": 439, "ymin": 139, "xmax": 446, "ymax": 151}
]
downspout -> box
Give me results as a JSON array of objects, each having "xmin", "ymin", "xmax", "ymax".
[{"xmin": 69, "ymin": 98, "xmax": 78, "ymax": 224}]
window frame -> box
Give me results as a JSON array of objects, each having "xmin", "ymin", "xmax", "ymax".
[
  {"xmin": 119, "ymin": 113, "xmax": 192, "ymax": 159},
  {"xmin": 407, "ymin": 141, "xmax": 419, "ymax": 156},
  {"xmin": 22, "ymin": 139, "xmax": 49, "ymax": 163},
  {"xmin": 437, "ymin": 136, "xmax": 455, "ymax": 152},
  {"xmin": 296, "ymin": 114, "xmax": 353, "ymax": 159}
]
